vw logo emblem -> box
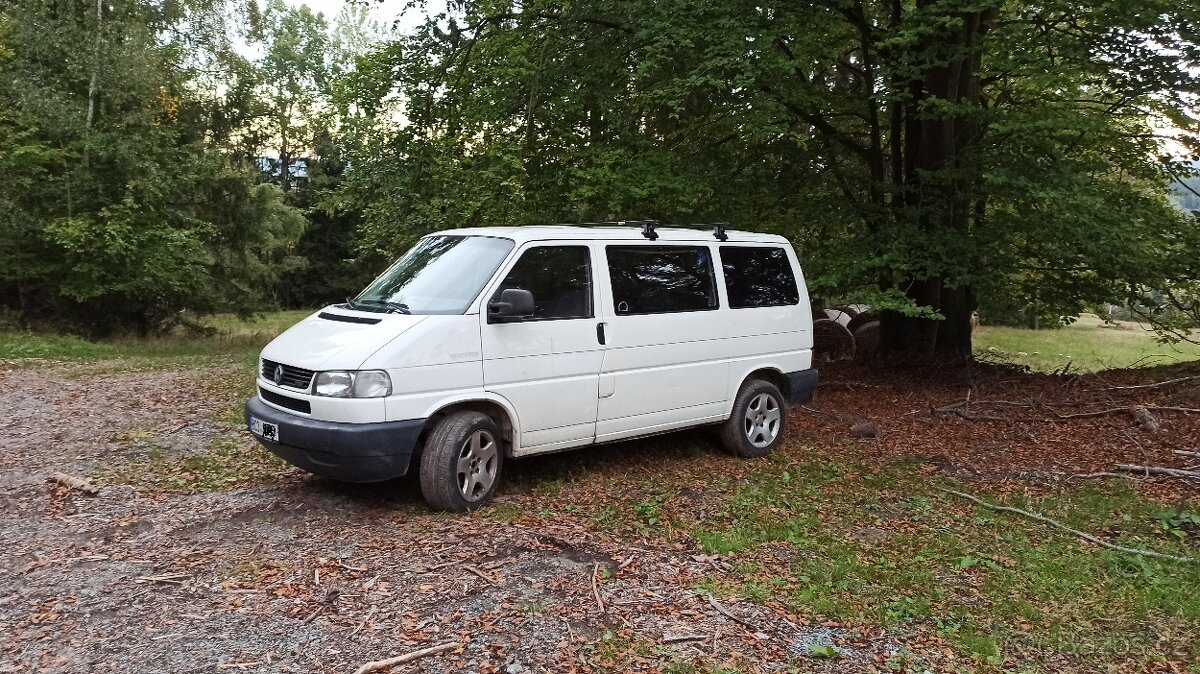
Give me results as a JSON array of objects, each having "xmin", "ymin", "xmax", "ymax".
[{"xmin": 273, "ymin": 365, "xmax": 284, "ymax": 385}]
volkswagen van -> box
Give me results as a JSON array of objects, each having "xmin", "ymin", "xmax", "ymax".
[{"xmin": 246, "ymin": 223, "xmax": 817, "ymax": 511}]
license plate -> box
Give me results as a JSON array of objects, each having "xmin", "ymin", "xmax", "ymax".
[{"xmin": 249, "ymin": 417, "xmax": 279, "ymax": 443}]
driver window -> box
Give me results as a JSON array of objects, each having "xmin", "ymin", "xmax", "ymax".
[{"xmin": 491, "ymin": 246, "xmax": 593, "ymax": 320}]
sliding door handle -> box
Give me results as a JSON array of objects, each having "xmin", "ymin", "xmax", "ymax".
[{"xmin": 596, "ymin": 322, "xmax": 606, "ymax": 345}]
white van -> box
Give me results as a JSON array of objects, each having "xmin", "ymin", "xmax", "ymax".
[{"xmin": 246, "ymin": 223, "xmax": 817, "ymax": 511}]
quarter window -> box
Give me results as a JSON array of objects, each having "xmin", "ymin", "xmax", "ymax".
[
  {"xmin": 720, "ymin": 246, "xmax": 800, "ymax": 308},
  {"xmin": 491, "ymin": 246, "xmax": 592, "ymax": 320},
  {"xmin": 606, "ymin": 246, "xmax": 718, "ymax": 315}
]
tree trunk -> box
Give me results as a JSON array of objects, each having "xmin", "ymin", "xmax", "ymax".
[
  {"xmin": 85, "ymin": 0, "xmax": 102, "ymax": 166},
  {"xmin": 881, "ymin": 1, "xmax": 992, "ymax": 360}
]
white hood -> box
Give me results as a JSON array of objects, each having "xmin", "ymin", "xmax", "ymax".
[{"xmin": 261, "ymin": 308, "xmax": 429, "ymax": 371}]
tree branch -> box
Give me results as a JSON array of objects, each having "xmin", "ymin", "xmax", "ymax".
[{"xmin": 940, "ymin": 489, "xmax": 1198, "ymax": 564}]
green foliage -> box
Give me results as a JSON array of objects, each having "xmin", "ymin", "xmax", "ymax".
[
  {"xmin": 805, "ymin": 644, "xmax": 839, "ymax": 659},
  {"xmin": 340, "ymin": 0, "xmax": 1200, "ymax": 355},
  {"xmin": 0, "ymin": 0, "xmax": 306, "ymax": 334}
]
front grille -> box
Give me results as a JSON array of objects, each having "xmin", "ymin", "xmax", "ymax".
[
  {"xmin": 259, "ymin": 387, "xmax": 311, "ymax": 414},
  {"xmin": 261, "ymin": 359, "xmax": 315, "ymax": 390}
]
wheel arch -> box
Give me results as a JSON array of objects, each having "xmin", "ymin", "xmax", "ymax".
[
  {"xmin": 725, "ymin": 366, "xmax": 790, "ymax": 417},
  {"xmin": 419, "ymin": 394, "xmax": 522, "ymax": 458}
]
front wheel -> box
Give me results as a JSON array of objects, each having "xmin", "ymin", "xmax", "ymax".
[
  {"xmin": 419, "ymin": 411, "xmax": 504, "ymax": 512},
  {"xmin": 719, "ymin": 379, "xmax": 786, "ymax": 458}
]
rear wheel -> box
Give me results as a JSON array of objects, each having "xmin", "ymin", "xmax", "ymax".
[
  {"xmin": 719, "ymin": 379, "xmax": 786, "ymax": 458},
  {"xmin": 419, "ymin": 411, "xmax": 504, "ymax": 512}
]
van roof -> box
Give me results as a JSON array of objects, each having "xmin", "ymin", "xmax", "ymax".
[{"xmin": 432, "ymin": 225, "xmax": 790, "ymax": 245}]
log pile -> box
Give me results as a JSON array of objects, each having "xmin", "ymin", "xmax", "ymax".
[{"xmin": 812, "ymin": 305, "xmax": 974, "ymax": 361}]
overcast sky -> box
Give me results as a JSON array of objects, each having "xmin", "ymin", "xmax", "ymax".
[{"xmin": 281, "ymin": 0, "xmax": 431, "ymax": 34}]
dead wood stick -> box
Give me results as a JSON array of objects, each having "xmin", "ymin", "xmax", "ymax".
[
  {"xmin": 1113, "ymin": 464, "xmax": 1200, "ymax": 479},
  {"xmin": 464, "ymin": 564, "xmax": 496, "ymax": 585},
  {"xmin": 411, "ymin": 560, "xmax": 457, "ymax": 574},
  {"xmin": 799, "ymin": 404, "xmax": 844, "ymax": 420},
  {"xmin": 942, "ymin": 408, "xmax": 1004, "ymax": 422},
  {"xmin": 1070, "ymin": 472, "xmax": 1133, "ymax": 480},
  {"xmin": 352, "ymin": 641, "xmax": 459, "ymax": 674},
  {"xmin": 1054, "ymin": 407, "xmax": 1132, "ymax": 419},
  {"xmin": 706, "ymin": 594, "xmax": 757, "ymax": 630},
  {"xmin": 349, "ymin": 607, "xmax": 376, "ymax": 638},
  {"xmin": 48, "ymin": 472, "xmax": 99, "ymax": 495},
  {"xmin": 136, "ymin": 573, "xmax": 188, "ymax": 584},
  {"xmin": 940, "ymin": 489, "xmax": 1198, "ymax": 564},
  {"xmin": 591, "ymin": 563, "xmax": 606, "ymax": 614},
  {"xmin": 662, "ymin": 634, "xmax": 709, "ymax": 644},
  {"xmin": 1173, "ymin": 450, "xmax": 1200, "ymax": 459},
  {"xmin": 1104, "ymin": 376, "xmax": 1200, "ymax": 391}
]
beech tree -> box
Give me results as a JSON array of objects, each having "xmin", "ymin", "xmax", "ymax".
[{"xmin": 341, "ymin": 0, "xmax": 1200, "ymax": 357}]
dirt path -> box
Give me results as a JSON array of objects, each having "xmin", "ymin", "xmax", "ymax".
[{"xmin": 0, "ymin": 367, "xmax": 865, "ymax": 673}]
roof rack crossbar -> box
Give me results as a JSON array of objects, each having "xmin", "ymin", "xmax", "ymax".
[{"xmin": 545, "ymin": 220, "xmax": 733, "ymax": 241}]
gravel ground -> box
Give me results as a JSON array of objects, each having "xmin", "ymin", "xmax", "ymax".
[{"xmin": 0, "ymin": 366, "xmax": 875, "ymax": 673}]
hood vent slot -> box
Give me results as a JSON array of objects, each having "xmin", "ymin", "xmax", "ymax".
[{"xmin": 319, "ymin": 311, "xmax": 382, "ymax": 325}]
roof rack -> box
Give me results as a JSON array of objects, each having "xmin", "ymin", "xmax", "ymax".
[{"xmin": 551, "ymin": 220, "xmax": 732, "ymax": 242}]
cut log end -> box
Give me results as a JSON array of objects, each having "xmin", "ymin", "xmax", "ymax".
[{"xmin": 813, "ymin": 318, "xmax": 855, "ymax": 361}]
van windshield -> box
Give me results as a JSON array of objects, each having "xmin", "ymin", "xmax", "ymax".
[{"xmin": 352, "ymin": 235, "xmax": 515, "ymax": 315}]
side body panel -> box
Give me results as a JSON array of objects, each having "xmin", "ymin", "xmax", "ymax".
[{"xmin": 594, "ymin": 242, "xmax": 730, "ymax": 443}]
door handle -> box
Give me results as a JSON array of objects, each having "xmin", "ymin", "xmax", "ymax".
[{"xmin": 596, "ymin": 322, "xmax": 606, "ymax": 345}]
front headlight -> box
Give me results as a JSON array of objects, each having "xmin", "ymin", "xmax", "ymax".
[
  {"xmin": 352, "ymin": 370, "xmax": 392, "ymax": 398},
  {"xmin": 314, "ymin": 371, "xmax": 354, "ymax": 398},
  {"xmin": 312, "ymin": 370, "xmax": 392, "ymax": 398}
]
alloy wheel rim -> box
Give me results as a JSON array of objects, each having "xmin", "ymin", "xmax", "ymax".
[
  {"xmin": 456, "ymin": 430, "xmax": 498, "ymax": 502},
  {"xmin": 743, "ymin": 393, "xmax": 780, "ymax": 448}
]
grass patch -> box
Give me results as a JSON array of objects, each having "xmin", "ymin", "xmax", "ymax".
[
  {"xmin": 974, "ymin": 313, "xmax": 1200, "ymax": 373},
  {"xmin": 100, "ymin": 437, "xmax": 291, "ymax": 493},
  {"xmin": 0, "ymin": 310, "xmax": 311, "ymax": 371},
  {"xmin": 674, "ymin": 461, "xmax": 1200, "ymax": 670}
]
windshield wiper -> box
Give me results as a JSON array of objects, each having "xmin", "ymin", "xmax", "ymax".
[{"xmin": 354, "ymin": 298, "xmax": 412, "ymax": 314}]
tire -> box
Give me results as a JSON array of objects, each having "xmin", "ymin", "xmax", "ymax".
[
  {"xmin": 719, "ymin": 379, "xmax": 786, "ymax": 458},
  {"xmin": 419, "ymin": 411, "xmax": 504, "ymax": 512}
]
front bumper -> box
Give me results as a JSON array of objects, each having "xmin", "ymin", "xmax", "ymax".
[{"xmin": 245, "ymin": 396, "xmax": 425, "ymax": 483}]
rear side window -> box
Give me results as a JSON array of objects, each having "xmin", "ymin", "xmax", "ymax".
[
  {"xmin": 720, "ymin": 246, "xmax": 800, "ymax": 308},
  {"xmin": 607, "ymin": 246, "xmax": 718, "ymax": 315},
  {"xmin": 492, "ymin": 246, "xmax": 592, "ymax": 319}
]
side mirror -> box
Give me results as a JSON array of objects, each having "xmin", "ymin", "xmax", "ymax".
[{"xmin": 487, "ymin": 288, "xmax": 535, "ymax": 322}]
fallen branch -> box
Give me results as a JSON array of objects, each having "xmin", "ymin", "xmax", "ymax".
[
  {"xmin": 1113, "ymin": 464, "xmax": 1200, "ymax": 479},
  {"xmin": 940, "ymin": 407, "xmax": 1004, "ymax": 422},
  {"xmin": 1054, "ymin": 407, "xmax": 1131, "ymax": 420},
  {"xmin": 1173, "ymin": 450, "xmax": 1200, "ymax": 459},
  {"xmin": 591, "ymin": 563, "xmax": 606, "ymax": 614},
  {"xmin": 662, "ymin": 634, "xmax": 708, "ymax": 644},
  {"xmin": 463, "ymin": 564, "xmax": 496, "ymax": 585},
  {"xmin": 706, "ymin": 595, "xmax": 757, "ymax": 630},
  {"xmin": 352, "ymin": 642, "xmax": 458, "ymax": 674},
  {"xmin": 350, "ymin": 606, "xmax": 376, "ymax": 638},
  {"xmin": 940, "ymin": 489, "xmax": 1198, "ymax": 564},
  {"xmin": 136, "ymin": 573, "xmax": 189, "ymax": 584},
  {"xmin": 1104, "ymin": 375, "xmax": 1200, "ymax": 391},
  {"xmin": 48, "ymin": 472, "xmax": 99, "ymax": 495}
]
